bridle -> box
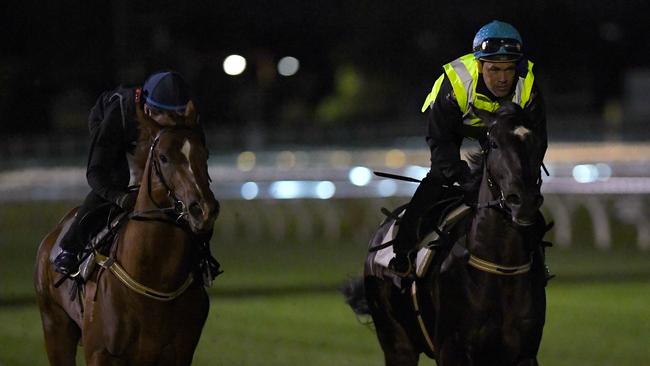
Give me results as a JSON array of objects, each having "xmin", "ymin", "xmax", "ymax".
[
  {"xmin": 130, "ymin": 129, "xmax": 190, "ymax": 226},
  {"xmin": 470, "ymin": 126, "xmax": 545, "ymax": 216},
  {"xmin": 464, "ymin": 125, "xmax": 545, "ymax": 276},
  {"xmin": 468, "ymin": 128, "xmax": 508, "ymax": 212},
  {"xmin": 94, "ymin": 128, "xmax": 203, "ymax": 301}
]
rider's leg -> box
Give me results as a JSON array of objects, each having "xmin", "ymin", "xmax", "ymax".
[
  {"xmin": 54, "ymin": 192, "xmax": 106, "ymax": 275},
  {"xmin": 390, "ymin": 173, "xmax": 443, "ymax": 275},
  {"xmin": 531, "ymin": 211, "xmax": 554, "ymax": 286},
  {"xmin": 195, "ymin": 229, "xmax": 222, "ymax": 285}
]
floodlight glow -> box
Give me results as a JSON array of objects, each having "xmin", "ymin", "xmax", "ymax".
[
  {"xmin": 237, "ymin": 151, "xmax": 256, "ymax": 172},
  {"xmin": 240, "ymin": 182, "xmax": 259, "ymax": 200},
  {"xmin": 385, "ymin": 149, "xmax": 406, "ymax": 168},
  {"xmin": 377, "ymin": 179, "xmax": 398, "ymax": 197},
  {"xmin": 315, "ymin": 181, "xmax": 336, "ymax": 199},
  {"xmin": 277, "ymin": 56, "xmax": 300, "ymax": 76},
  {"xmin": 596, "ymin": 163, "xmax": 612, "ymax": 181},
  {"xmin": 349, "ymin": 166, "xmax": 372, "ymax": 186},
  {"xmin": 269, "ymin": 180, "xmax": 302, "ymax": 199},
  {"xmin": 404, "ymin": 165, "xmax": 428, "ymax": 181},
  {"xmin": 572, "ymin": 164, "xmax": 598, "ymax": 183},
  {"xmin": 223, "ymin": 54, "xmax": 247, "ymax": 76}
]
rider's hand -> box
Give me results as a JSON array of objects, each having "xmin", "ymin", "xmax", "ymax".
[{"xmin": 115, "ymin": 191, "xmax": 138, "ymax": 211}]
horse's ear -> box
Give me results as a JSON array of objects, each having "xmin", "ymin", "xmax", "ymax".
[
  {"xmin": 184, "ymin": 100, "xmax": 198, "ymax": 128},
  {"xmin": 470, "ymin": 103, "xmax": 496, "ymax": 127},
  {"xmin": 136, "ymin": 102, "xmax": 161, "ymax": 140}
]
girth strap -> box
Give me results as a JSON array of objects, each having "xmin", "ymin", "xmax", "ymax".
[{"xmin": 95, "ymin": 251, "xmax": 194, "ymax": 301}]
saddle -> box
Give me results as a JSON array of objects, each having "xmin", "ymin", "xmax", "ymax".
[
  {"xmin": 366, "ymin": 193, "xmax": 472, "ymax": 286},
  {"xmin": 50, "ymin": 206, "xmax": 130, "ymax": 283}
]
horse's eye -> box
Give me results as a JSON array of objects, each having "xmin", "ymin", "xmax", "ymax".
[{"xmin": 159, "ymin": 154, "xmax": 168, "ymax": 164}]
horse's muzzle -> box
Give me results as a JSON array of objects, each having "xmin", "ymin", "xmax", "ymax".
[{"xmin": 187, "ymin": 199, "xmax": 219, "ymax": 233}]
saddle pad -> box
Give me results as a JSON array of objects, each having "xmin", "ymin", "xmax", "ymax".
[{"xmin": 373, "ymin": 203, "xmax": 472, "ymax": 278}]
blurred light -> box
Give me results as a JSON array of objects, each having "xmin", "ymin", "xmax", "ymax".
[
  {"xmin": 385, "ymin": 149, "xmax": 406, "ymax": 168},
  {"xmin": 223, "ymin": 54, "xmax": 247, "ymax": 76},
  {"xmin": 276, "ymin": 151, "xmax": 296, "ymax": 170},
  {"xmin": 572, "ymin": 164, "xmax": 599, "ymax": 183},
  {"xmin": 277, "ymin": 56, "xmax": 300, "ymax": 76},
  {"xmin": 377, "ymin": 179, "xmax": 398, "ymax": 197},
  {"xmin": 596, "ymin": 163, "xmax": 612, "ymax": 181},
  {"xmin": 269, "ymin": 181, "xmax": 302, "ymax": 199},
  {"xmin": 240, "ymin": 182, "xmax": 259, "ymax": 200},
  {"xmin": 237, "ymin": 151, "xmax": 256, "ymax": 171},
  {"xmin": 329, "ymin": 151, "xmax": 352, "ymax": 167},
  {"xmin": 315, "ymin": 181, "xmax": 336, "ymax": 199},
  {"xmin": 349, "ymin": 166, "xmax": 372, "ymax": 186},
  {"xmin": 404, "ymin": 165, "xmax": 428, "ymax": 181}
]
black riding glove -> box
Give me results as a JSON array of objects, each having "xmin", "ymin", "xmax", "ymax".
[{"xmin": 115, "ymin": 191, "xmax": 138, "ymax": 211}]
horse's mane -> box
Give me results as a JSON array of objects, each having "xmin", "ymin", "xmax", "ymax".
[
  {"xmin": 463, "ymin": 149, "xmax": 484, "ymax": 195},
  {"xmin": 461, "ymin": 102, "xmax": 531, "ymax": 197}
]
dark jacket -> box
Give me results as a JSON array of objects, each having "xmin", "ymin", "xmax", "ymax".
[
  {"xmin": 425, "ymin": 67, "xmax": 547, "ymax": 184},
  {"xmin": 85, "ymin": 87, "xmax": 206, "ymax": 204},
  {"xmin": 86, "ymin": 87, "xmax": 140, "ymax": 204}
]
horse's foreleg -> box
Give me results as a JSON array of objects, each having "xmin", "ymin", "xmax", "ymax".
[
  {"xmin": 38, "ymin": 301, "xmax": 81, "ymax": 366},
  {"xmin": 438, "ymin": 339, "xmax": 472, "ymax": 366},
  {"xmin": 365, "ymin": 277, "xmax": 419, "ymax": 366}
]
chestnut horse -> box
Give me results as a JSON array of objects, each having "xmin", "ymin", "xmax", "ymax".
[
  {"xmin": 34, "ymin": 102, "xmax": 219, "ymax": 365},
  {"xmin": 347, "ymin": 102, "xmax": 548, "ymax": 365}
]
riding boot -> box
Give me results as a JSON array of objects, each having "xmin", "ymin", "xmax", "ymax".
[
  {"xmin": 54, "ymin": 191, "xmax": 107, "ymax": 276},
  {"xmin": 54, "ymin": 215, "xmax": 84, "ymax": 275},
  {"xmin": 535, "ymin": 241, "xmax": 554, "ymax": 286},
  {"xmin": 390, "ymin": 174, "xmax": 443, "ymax": 278},
  {"xmin": 196, "ymin": 230, "xmax": 222, "ymax": 286}
]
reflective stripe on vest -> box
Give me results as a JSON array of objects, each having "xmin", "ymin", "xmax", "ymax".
[{"xmin": 420, "ymin": 54, "xmax": 535, "ymax": 127}]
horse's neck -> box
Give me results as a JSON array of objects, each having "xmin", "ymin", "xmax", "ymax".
[
  {"xmin": 468, "ymin": 174, "xmax": 528, "ymax": 263},
  {"xmin": 118, "ymin": 160, "xmax": 194, "ymax": 284},
  {"xmin": 118, "ymin": 222, "xmax": 194, "ymax": 287}
]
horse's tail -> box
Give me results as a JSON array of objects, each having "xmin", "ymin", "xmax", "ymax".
[{"xmin": 340, "ymin": 276, "xmax": 370, "ymax": 316}]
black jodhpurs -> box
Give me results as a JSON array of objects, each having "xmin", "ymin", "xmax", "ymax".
[
  {"xmin": 59, "ymin": 191, "xmax": 111, "ymax": 252},
  {"xmin": 393, "ymin": 173, "xmax": 443, "ymax": 255}
]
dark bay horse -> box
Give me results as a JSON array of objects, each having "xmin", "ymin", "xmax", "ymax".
[
  {"xmin": 34, "ymin": 102, "xmax": 219, "ymax": 365},
  {"xmin": 348, "ymin": 102, "xmax": 548, "ymax": 366}
]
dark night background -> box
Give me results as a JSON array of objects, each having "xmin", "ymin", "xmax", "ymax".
[{"xmin": 2, "ymin": 1, "xmax": 650, "ymax": 154}]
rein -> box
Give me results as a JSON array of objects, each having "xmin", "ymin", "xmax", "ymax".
[
  {"xmin": 130, "ymin": 131, "xmax": 190, "ymax": 227},
  {"xmin": 464, "ymin": 130, "xmax": 534, "ymax": 276},
  {"xmin": 97, "ymin": 129, "xmax": 197, "ymax": 301},
  {"xmin": 467, "ymin": 142, "xmax": 508, "ymax": 212}
]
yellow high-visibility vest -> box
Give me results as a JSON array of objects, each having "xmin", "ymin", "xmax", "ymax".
[{"xmin": 421, "ymin": 53, "xmax": 535, "ymax": 126}]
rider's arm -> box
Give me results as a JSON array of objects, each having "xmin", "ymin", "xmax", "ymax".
[
  {"xmin": 86, "ymin": 100, "xmax": 129, "ymax": 204},
  {"xmin": 524, "ymin": 84, "xmax": 548, "ymax": 159},
  {"xmin": 425, "ymin": 76, "xmax": 471, "ymax": 185}
]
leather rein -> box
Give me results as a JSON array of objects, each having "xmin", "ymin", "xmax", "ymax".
[
  {"xmin": 130, "ymin": 130, "xmax": 191, "ymax": 227},
  {"xmin": 464, "ymin": 130, "xmax": 539, "ymax": 276},
  {"xmin": 96, "ymin": 129, "xmax": 197, "ymax": 301}
]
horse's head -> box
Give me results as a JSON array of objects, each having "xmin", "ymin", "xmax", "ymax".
[
  {"xmin": 136, "ymin": 101, "xmax": 219, "ymax": 234},
  {"xmin": 478, "ymin": 102, "xmax": 545, "ymax": 226}
]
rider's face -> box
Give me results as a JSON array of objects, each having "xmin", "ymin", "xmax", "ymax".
[
  {"xmin": 480, "ymin": 61, "xmax": 517, "ymax": 98},
  {"xmin": 144, "ymin": 104, "xmax": 183, "ymax": 127}
]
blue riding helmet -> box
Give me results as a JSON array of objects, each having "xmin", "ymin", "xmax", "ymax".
[
  {"xmin": 142, "ymin": 71, "xmax": 191, "ymax": 113},
  {"xmin": 472, "ymin": 21, "xmax": 523, "ymax": 62}
]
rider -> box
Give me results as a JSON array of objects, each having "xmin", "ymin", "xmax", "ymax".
[
  {"xmin": 53, "ymin": 71, "xmax": 221, "ymax": 280},
  {"xmin": 390, "ymin": 21, "xmax": 548, "ymax": 277}
]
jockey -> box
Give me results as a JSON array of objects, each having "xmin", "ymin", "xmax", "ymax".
[
  {"xmin": 390, "ymin": 21, "xmax": 548, "ymax": 277},
  {"xmin": 53, "ymin": 71, "xmax": 220, "ymax": 280}
]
